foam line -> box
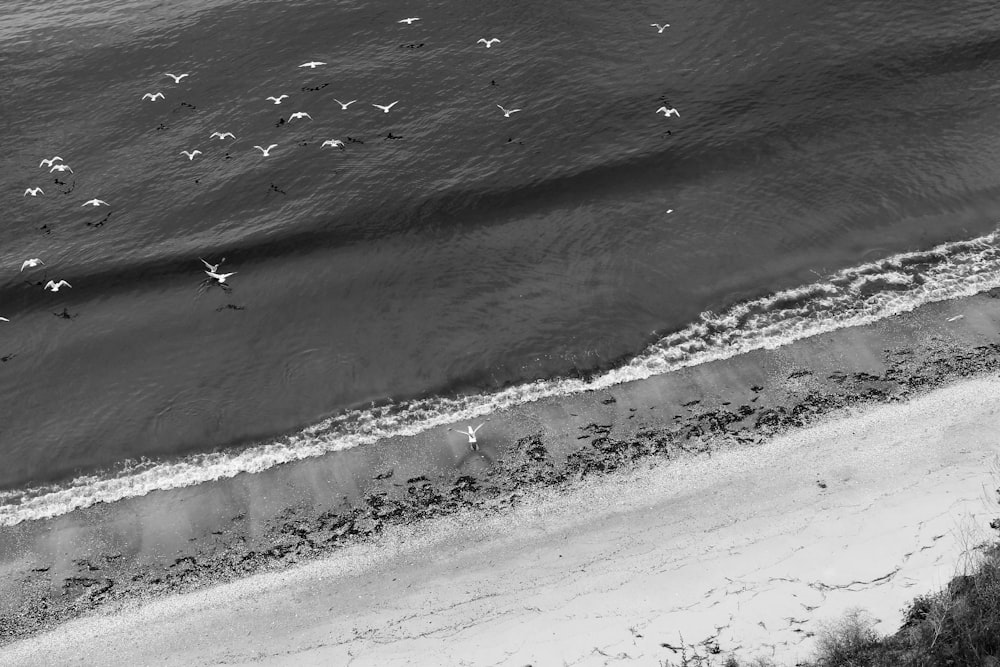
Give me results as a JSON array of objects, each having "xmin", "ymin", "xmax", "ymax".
[{"xmin": 2, "ymin": 231, "xmax": 998, "ymax": 526}]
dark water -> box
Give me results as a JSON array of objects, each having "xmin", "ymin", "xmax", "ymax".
[{"xmin": 3, "ymin": 0, "xmax": 1000, "ymax": 521}]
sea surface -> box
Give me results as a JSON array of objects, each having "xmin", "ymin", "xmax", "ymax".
[{"xmin": 3, "ymin": 0, "xmax": 1000, "ymax": 524}]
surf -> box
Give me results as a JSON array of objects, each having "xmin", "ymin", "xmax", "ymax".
[{"xmin": 1, "ymin": 229, "xmax": 999, "ymax": 526}]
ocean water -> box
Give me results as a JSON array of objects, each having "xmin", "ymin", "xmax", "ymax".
[{"xmin": 3, "ymin": 0, "xmax": 1000, "ymax": 524}]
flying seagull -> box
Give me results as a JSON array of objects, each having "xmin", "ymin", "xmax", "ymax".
[
  {"xmin": 165, "ymin": 73, "xmax": 189, "ymax": 83},
  {"xmin": 39, "ymin": 157, "xmax": 63, "ymax": 168},
  {"xmin": 253, "ymin": 144, "xmax": 278, "ymax": 156},
  {"xmin": 49, "ymin": 164, "xmax": 73, "ymax": 173},
  {"xmin": 180, "ymin": 150, "xmax": 202, "ymax": 160},
  {"xmin": 322, "ymin": 139, "xmax": 345, "ymax": 149},
  {"xmin": 477, "ymin": 38, "xmax": 501, "ymax": 47},
  {"xmin": 200, "ymin": 258, "xmax": 224, "ymax": 272},
  {"xmin": 333, "ymin": 99, "xmax": 357, "ymax": 109},
  {"xmin": 0, "ymin": 317, "xmax": 8, "ymax": 323},
  {"xmin": 205, "ymin": 270, "xmax": 236, "ymax": 283},
  {"xmin": 288, "ymin": 111, "xmax": 312, "ymax": 121},
  {"xmin": 651, "ymin": 23, "xmax": 670, "ymax": 33},
  {"xmin": 657, "ymin": 106, "xmax": 680, "ymax": 117},
  {"xmin": 210, "ymin": 131, "xmax": 236, "ymax": 140},
  {"xmin": 44, "ymin": 280, "xmax": 71, "ymax": 292},
  {"xmin": 82, "ymin": 198, "xmax": 109, "ymax": 207},
  {"xmin": 496, "ymin": 104, "xmax": 521, "ymax": 117},
  {"xmin": 449, "ymin": 423, "xmax": 486, "ymax": 446},
  {"xmin": 20, "ymin": 258, "xmax": 43, "ymax": 271},
  {"xmin": 398, "ymin": 17, "xmax": 420, "ymax": 24},
  {"xmin": 372, "ymin": 101, "xmax": 399, "ymax": 113},
  {"xmin": 23, "ymin": 187, "xmax": 44, "ymax": 196},
  {"xmin": 142, "ymin": 92, "xmax": 165, "ymax": 101},
  {"xmin": 299, "ymin": 61, "xmax": 326, "ymax": 68},
  {"xmin": 266, "ymin": 95, "xmax": 289, "ymax": 104}
]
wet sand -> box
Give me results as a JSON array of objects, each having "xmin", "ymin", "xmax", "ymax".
[
  {"xmin": 3, "ymin": 292, "xmax": 1000, "ymax": 662},
  {"xmin": 3, "ymin": 377, "xmax": 1000, "ymax": 665}
]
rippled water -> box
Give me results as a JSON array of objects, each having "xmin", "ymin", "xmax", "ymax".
[{"xmin": 2, "ymin": 0, "xmax": 1000, "ymax": 515}]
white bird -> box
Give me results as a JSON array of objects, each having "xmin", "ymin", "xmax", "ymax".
[
  {"xmin": 210, "ymin": 131, "xmax": 236, "ymax": 140},
  {"xmin": 200, "ymin": 258, "xmax": 223, "ymax": 272},
  {"xmin": 372, "ymin": 101, "xmax": 399, "ymax": 113},
  {"xmin": 205, "ymin": 270, "xmax": 236, "ymax": 283},
  {"xmin": 142, "ymin": 92, "xmax": 165, "ymax": 101},
  {"xmin": 39, "ymin": 157, "xmax": 63, "ymax": 168},
  {"xmin": 0, "ymin": 317, "xmax": 8, "ymax": 323},
  {"xmin": 478, "ymin": 38, "xmax": 501, "ymax": 48},
  {"xmin": 333, "ymin": 99, "xmax": 357, "ymax": 109},
  {"xmin": 450, "ymin": 423, "xmax": 486, "ymax": 445},
  {"xmin": 23, "ymin": 187, "xmax": 44, "ymax": 197},
  {"xmin": 44, "ymin": 280, "xmax": 71, "ymax": 292},
  {"xmin": 322, "ymin": 139, "xmax": 345, "ymax": 149},
  {"xmin": 49, "ymin": 164, "xmax": 73, "ymax": 173},
  {"xmin": 651, "ymin": 23, "xmax": 670, "ymax": 33},
  {"xmin": 288, "ymin": 111, "xmax": 312, "ymax": 121},
  {"xmin": 180, "ymin": 150, "xmax": 202, "ymax": 160},
  {"xmin": 657, "ymin": 106, "xmax": 680, "ymax": 117},
  {"xmin": 253, "ymin": 144, "xmax": 278, "ymax": 156},
  {"xmin": 398, "ymin": 17, "xmax": 420, "ymax": 24},
  {"xmin": 298, "ymin": 61, "xmax": 326, "ymax": 68},
  {"xmin": 496, "ymin": 104, "xmax": 521, "ymax": 117},
  {"xmin": 20, "ymin": 258, "xmax": 43, "ymax": 271},
  {"xmin": 266, "ymin": 95, "xmax": 289, "ymax": 104},
  {"xmin": 165, "ymin": 73, "xmax": 189, "ymax": 83},
  {"xmin": 82, "ymin": 199, "xmax": 109, "ymax": 207}
]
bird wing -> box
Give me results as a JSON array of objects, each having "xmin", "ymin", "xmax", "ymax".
[
  {"xmin": 20, "ymin": 261, "xmax": 28, "ymax": 271},
  {"xmin": 61, "ymin": 281, "xmax": 71, "ymax": 288},
  {"xmin": 268, "ymin": 144, "xmax": 277, "ymax": 150}
]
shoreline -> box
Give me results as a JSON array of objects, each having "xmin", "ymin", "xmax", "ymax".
[
  {"xmin": 3, "ymin": 376, "xmax": 999, "ymax": 665},
  {"xmin": 3, "ymin": 289, "xmax": 1000, "ymax": 651}
]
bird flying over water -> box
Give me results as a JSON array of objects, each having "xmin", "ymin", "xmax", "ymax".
[
  {"xmin": 288, "ymin": 111, "xmax": 312, "ymax": 121},
  {"xmin": 165, "ymin": 73, "xmax": 189, "ymax": 83},
  {"xmin": 39, "ymin": 157, "xmax": 63, "ymax": 168},
  {"xmin": 333, "ymin": 99, "xmax": 357, "ymax": 109},
  {"xmin": 205, "ymin": 270, "xmax": 236, "ymax": 283},
  {"xmin": 253, "ymin": 144, "xmax": 278, "ymax": 156},
  {"xmin": 266, "ymin": 95, "xmax": 289, "ymax": 104},
  {"xmin": 496, "ymin": 104, "xmax": 521, "ymax": 117},
  {"xmin": 20, "ymin": 258, "xmax": 43, "ymax": 271},
  {"xmin": 372, "ymin": 101, "xmax": 398, "ymax": 113},
  {"xmin": 322, "ymin": 139, "xmax": 345, "ymax": 149},
  {"xmin": 657, "ymin": 106, "xmax": 680, "ymax": 117},
  {"xmin": 651, "ymin": 23, "xmax": 670, "ymax": 33},
  {"xmin": 142, "ymin": 92, "xmax": 165, "ymax": 101},
  {"xmin": 210, "ymin": 131, "xmax": 236, "ymax": 140},
  {"xmin": 398, "ymin": 17, "xmax": 420, "ymax": 24},
  {"xmin": 478, "ymin": 38, "xmax": 501, "ymax": 47},
  {"xmin": 49, "ymin": 164, "xmax": 73, "ymax": 173},
  {"xmin": 82, "ymin": 198, "xmax": 109, "ymax": 207},
  {"xmin": 44, "ymin": 280, "xmax": 71, "ymax": 292},
  {"xmin": 298, "ymin": 61, "xmax": 326, "ymax": 68},
  {"xmin": 200, "ymin": 258, "xmax": 224, "ymax": 272},
  {"xmin": 23, "ymin": 187, "xmax": 43, "ymax": 197},
  {"xmin": 180, "ymin": 150, "xmax": 202, "ymax": 160}
]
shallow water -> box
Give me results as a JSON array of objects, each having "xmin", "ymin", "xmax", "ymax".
[{"xmin": 3, "ymin": 0, "xmax": 1000, "ymax": 520}]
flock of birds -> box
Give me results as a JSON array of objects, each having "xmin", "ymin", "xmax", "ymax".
[{"xmin": 10, "ymin": 16, "xmax": 680, "ymax": 326}]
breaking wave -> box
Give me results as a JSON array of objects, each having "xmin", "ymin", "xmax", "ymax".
[{"xmin": 3, "ymin": 230, "xmax": 999, "ymax": 526}]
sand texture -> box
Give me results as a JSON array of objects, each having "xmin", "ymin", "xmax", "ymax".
[{"xmin": 3, "ymin": 376, "xmax": 999, "ymax": 666}]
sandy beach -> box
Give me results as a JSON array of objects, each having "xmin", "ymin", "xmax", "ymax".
[
  {"xmin": 3, "ymin": 373, "xmax": 999, "ymax": 666},
  {"xmin": 3, "ymin": 293, "xmax": 1000, "ymax": 663}
]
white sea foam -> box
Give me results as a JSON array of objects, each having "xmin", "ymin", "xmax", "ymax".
[{"xmin": 2, "ymin": 231, "xmax": 999, "ymax": 527}]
